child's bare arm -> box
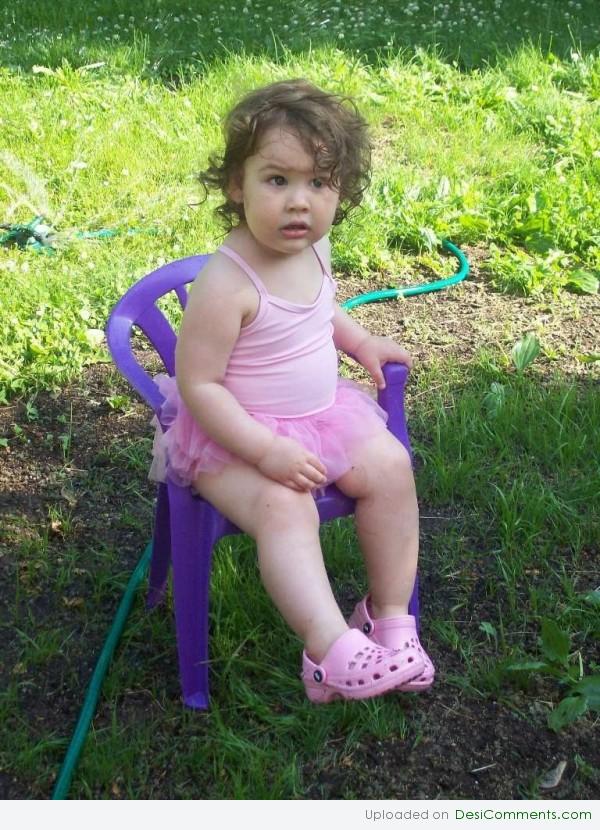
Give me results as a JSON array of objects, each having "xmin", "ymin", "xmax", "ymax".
[
  {"xmin": 317, "ymin": 236, "xmax": 413, "ymax": 387},
  {"xmin": 331, "ymin": 303, "xmax": 370, "ymax": 355},
  {"xmin": 175, "ymin": 264, "xmax": 273, "ymax": 466},
  {"xmin": 175, "ymin": 263, "xmax": 326, "ymax": 489}
]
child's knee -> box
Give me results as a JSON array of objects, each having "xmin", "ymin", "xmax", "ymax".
[
  {"xmin": 387, "ymin": 441, "xmax": 413, "ymax": 478},
  {"xmin": 376, "ymin": 441, "xmax": 414, "ymax": 493},
  {"xmin": 339, "ymin": 436, "xmax": 413, "ymax": 498}
]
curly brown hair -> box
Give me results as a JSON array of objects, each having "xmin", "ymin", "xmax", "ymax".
[{"xmin": 198, "ymin": 78, "xmax": 372, "ymax": 229}]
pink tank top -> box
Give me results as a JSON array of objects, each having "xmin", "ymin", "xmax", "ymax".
[{"xmin": 218, "ymin": 244, "xmax": 339, "ymax": 418}]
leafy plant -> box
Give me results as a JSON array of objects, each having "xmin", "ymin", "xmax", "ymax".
[
  {"xmin": 106, "ymin": 394, "xmax": 130, "ymax": 411},
  {"xmin": 483, "ymin": 334, "xmax": 540, "ymax": 418},
  {"xmin": 511, "ymin": 333, "xmax": 541, "ymax": 373},
  {"xmin": 483, "ymin": 381, "xmax": 507, "ymax": 418},
  {"xmin": 566, "ymin": 269, "xmax": 599, "ymax": 295},
  {"xmin": 506, "ymin": 618, "xmax": 600, "ymax": 731}
]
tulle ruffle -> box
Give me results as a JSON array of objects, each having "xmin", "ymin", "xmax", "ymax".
[{"xmin": 149, "ymin": 374, "xmax": 388, "ymax": 488}]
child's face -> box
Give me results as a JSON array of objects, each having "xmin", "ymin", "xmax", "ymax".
[{"xmin": 229, "ymin": 126, "xmax": 340, "ymax": 256}]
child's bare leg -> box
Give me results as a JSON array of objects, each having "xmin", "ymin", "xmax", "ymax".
[
  {"xmin": 193, "ymin": 461, "xmax": 348, "ymax": 662},
  {"xmin": 335, "ymin": 431, "xmax": 418, "ymax": 618}
]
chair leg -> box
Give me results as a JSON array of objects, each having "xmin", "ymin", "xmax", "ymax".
[
  {"xmin": 147, "ymin": 483, "xmax": 171, "ymax": 608},
  {"xmin": 379, "ymin": 366, "xmax": 421, "ymax": 632},
  {"xmin": 168, "ymin": 482, "xmax": 219, "ymax": 710},
  {"xmin": 408, "ymin": 573, "xmax": 420, "ymax": 633}
]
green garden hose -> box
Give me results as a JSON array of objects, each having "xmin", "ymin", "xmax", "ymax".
[
  {"xmin": 0, "ymin": 217, "xmax": 469, "ymax": 296},
  {"xmin": 0, "ymin": 215, "xmax": 157, "ymax": 253},
  {"xmin": 341, "ymin": 239, "xmax": 469, "ymax": 308},
  {"xmin": 51, "ymin": 543, "xmax": 153, "ymax": 799},
  {"xmin": 51, "ymin": 239, "xmax": 468, "ymax": 799}
]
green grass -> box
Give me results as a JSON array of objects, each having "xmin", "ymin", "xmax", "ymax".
[
  {"xmin": 1, "ymin": 0, "xmax": 599, "ymax": 800},
  {"xmin": 2, "ymin": 0, "xmax": 600, "ymax": 73},
  {"xmin": 2, "ymin": 32, "xmax": 600, "ymax": 398}
]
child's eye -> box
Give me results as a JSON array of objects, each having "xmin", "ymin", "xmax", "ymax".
[
  {"xmin": 312, "ymin": 178, "xmax": 330, "ymax": 189},
  {"xmin": 269, "ymin": 175, "xmax": 286, "ymax": 186}
]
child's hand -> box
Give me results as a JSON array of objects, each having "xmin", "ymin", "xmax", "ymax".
[
  {"xmin": 257, "ymin": 435, "xmax": 328, "ymax": 492},
  {"xmin": 354, "ymin": 335, "xmax": 414, "ymax": 390}
]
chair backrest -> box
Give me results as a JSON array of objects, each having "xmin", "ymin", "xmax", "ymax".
[{"xmin": 106, "ymin": 255, "xmax": 210, "ymax": 415}]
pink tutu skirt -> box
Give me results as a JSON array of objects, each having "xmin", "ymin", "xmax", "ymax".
[{"xmin": 149, "ymin": 375, "xmax": 389, "ymax": 489}]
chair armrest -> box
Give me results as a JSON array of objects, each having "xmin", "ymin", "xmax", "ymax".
[{"xmin": 378, "ymin": 362, "xmax": 412, "ymax": 460}]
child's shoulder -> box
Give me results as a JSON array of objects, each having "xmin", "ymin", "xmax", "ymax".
[
  {"xmin": 187, "ymin": 247, "xmax": 258, "ymax": 324},
  {"xmin": 191, "ymin": 247, "xmax": 252, "ymax": 294}
]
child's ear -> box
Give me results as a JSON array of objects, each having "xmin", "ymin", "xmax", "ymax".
[{"xmin": 227, "ymin": 170, "xmax": 244, "ymax": 204}]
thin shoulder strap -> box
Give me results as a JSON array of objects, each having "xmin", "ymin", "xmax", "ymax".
[
  {"xmin": 311, "ymin": 244, "xmax": 328, "ymax": 276},
  {"xmin": 312, "ymin": 244, "xmax": 337, "ymax": 291},
  {"xmin": 218, "ymin": 245, "xmax": 267, "ymax": 295}
]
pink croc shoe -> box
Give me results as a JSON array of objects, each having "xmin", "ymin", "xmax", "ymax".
[
  {"xmin": 348, "ymin": 596, "xmax": 435, "ymax": 692},
  {"xmin": 302, "ymin": 628, "xmax": 424, "ymax": 703}
]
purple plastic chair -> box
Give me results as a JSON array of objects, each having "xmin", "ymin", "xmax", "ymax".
[{"xmin": 106, "ymin": 254, "xmax": 419, "ymax": 709}]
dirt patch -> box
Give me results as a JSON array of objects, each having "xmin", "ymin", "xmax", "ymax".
[
  {"xmin": 305, "ymin": 697, "xmax": 597, "ymax": 800},
  {"xmin": 337, "ymin": 245, "xmax": 599, "ymax": 380}
]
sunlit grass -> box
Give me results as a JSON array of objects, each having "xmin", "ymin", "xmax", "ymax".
[{"xmin": 1, "ymin": 41, "xmax": 599, "ymax": 399}]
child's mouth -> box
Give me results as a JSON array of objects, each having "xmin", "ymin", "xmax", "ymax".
[{"xmin": 281, "ymin": 223, "xmax": 309, "ymax": 239}]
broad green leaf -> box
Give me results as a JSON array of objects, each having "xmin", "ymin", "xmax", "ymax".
[
  {"xmin": 575, "ymin": 353, "xmax": 600, "ymax": 364},
  {"xmin": 566, "ymin": 269, "xmax": 599, "ymax": 295},
  {"xmin": 548, "ymin": 695, "xmax": 588, "ymax": 732},
  {"xmin": 483, "ymin": 382, "xmax": 506, "ymax": 418},
  {"xmin": 541, "ymin": 618, "xmax": 570, "ymax": 666},
  {"xmin": 572, "ymin": 676, "xmax": 600, "ymax": 711},
  {"xmin": 583, "ymin": 588, "xmax": 600, "ymax": 605},
  {"xmin": 479, "ymin": 621, "xmax": 497, "ymax": 639},
  {"xmin": 419, "ymin": 226, "xmax": 440, "ymax": 251},
  {"xmin": 458, "ymin": 213, "xmax": 489, "ymax": 234},
  {"xmin": 511, "ymin": 333, "xmax": 540, "ymax": 373}
]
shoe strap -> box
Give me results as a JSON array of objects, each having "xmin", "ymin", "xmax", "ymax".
[{"xmin": 373, "ymin": 614, "xmax": 417, "ymax": 634}]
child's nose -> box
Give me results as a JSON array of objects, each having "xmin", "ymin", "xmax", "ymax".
[{"xmin": 286, "ymin": 185, "xmax": 310, "ymax": 210}]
